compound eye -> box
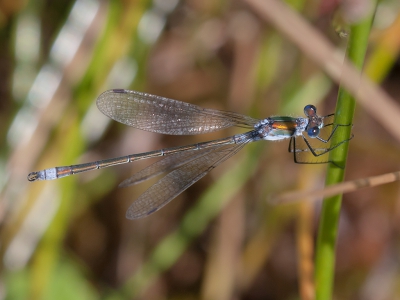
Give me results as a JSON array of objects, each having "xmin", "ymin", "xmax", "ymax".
[
  {"xmin": 304, "ymin": 105, "xmax": 317, "ymax": 117},
  {"xmin": 307, "ymin": 126, "xmax": 320, "ymax": 138}
]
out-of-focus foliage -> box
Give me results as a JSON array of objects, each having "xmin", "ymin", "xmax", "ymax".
[{"xmin": 1, "ymin": 0, "xmax": 400, "ymax": 299}]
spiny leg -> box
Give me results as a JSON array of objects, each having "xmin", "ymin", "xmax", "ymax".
[
  {"xmin": 315, "ymin": 123, "xmax": 352, "ymax": 143},
  {"xmin": 289, "ymin": 123, "xmax": 353, "ymax": 167}
]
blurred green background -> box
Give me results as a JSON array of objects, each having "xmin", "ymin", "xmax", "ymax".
[{"xmin": 1, "ymin": 0, "xmax": 400, "ymax": 299}]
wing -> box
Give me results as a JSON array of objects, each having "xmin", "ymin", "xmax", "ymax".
[
  {"xmin": 97, "ymin": 89, "xmax": 259, "ymax": 135},
  {"xmin": 119, "ymin": 147, "xmax": 215, "ymax": 187},
  {"xmin": 125, "ymin": 141, "xmax": 248, "ymax": 219}
]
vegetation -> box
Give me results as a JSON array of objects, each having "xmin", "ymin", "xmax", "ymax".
[{"xmin": 1, "ymin": 0, "xmax": 400, "ymax": 299}]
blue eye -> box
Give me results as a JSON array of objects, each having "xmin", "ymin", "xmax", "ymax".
[
  {"xmin": 307, "ymin": 126, "xmax": 319, "ymax": 138},
  {"xmin": 304, "ymin": 105, "xmax": 317, "ymax": 116}
]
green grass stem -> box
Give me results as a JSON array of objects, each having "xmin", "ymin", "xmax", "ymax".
[{"xmin": 314, "ymin": 4, "xmax": 377, "ymax": 300}]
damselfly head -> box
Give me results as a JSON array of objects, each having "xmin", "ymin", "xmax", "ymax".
[{"xmin": 304, "ymin": 104, "xmax": 324, "ymax": 138}]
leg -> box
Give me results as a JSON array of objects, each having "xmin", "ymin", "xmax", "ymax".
[
  {"xmin": 315, "ymin": 123, "xmax": 352, "ymax": 144},
  {"xmin": 288, "ymin": 123, "xmax": 353, "ymax": 167}
]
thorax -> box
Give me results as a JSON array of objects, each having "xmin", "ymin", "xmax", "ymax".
[{"xmin": 255, "ymin": 116, "xmax": 308, "ymax": 141}]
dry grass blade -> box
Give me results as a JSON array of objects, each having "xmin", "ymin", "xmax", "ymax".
[{"xmin": 272, "ymin": 171, "xmax": 400, "ymax": 204}]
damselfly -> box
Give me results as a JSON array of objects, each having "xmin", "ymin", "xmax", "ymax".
[{"xmin": 28, "ymin": 89, "xmax": 352, "ymax": 219}]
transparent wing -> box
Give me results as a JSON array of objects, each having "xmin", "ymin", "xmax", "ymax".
[
  {"xmin": 97, "ymin": 89, "xmax": 259, "ymax": 135},
  {"xmin": 126, "ymin": 141, "xmax": 248, "ymax": 219},
  {"xmin": 119, "ymin": 147, "xmax": 215, "ymax": 187}
]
